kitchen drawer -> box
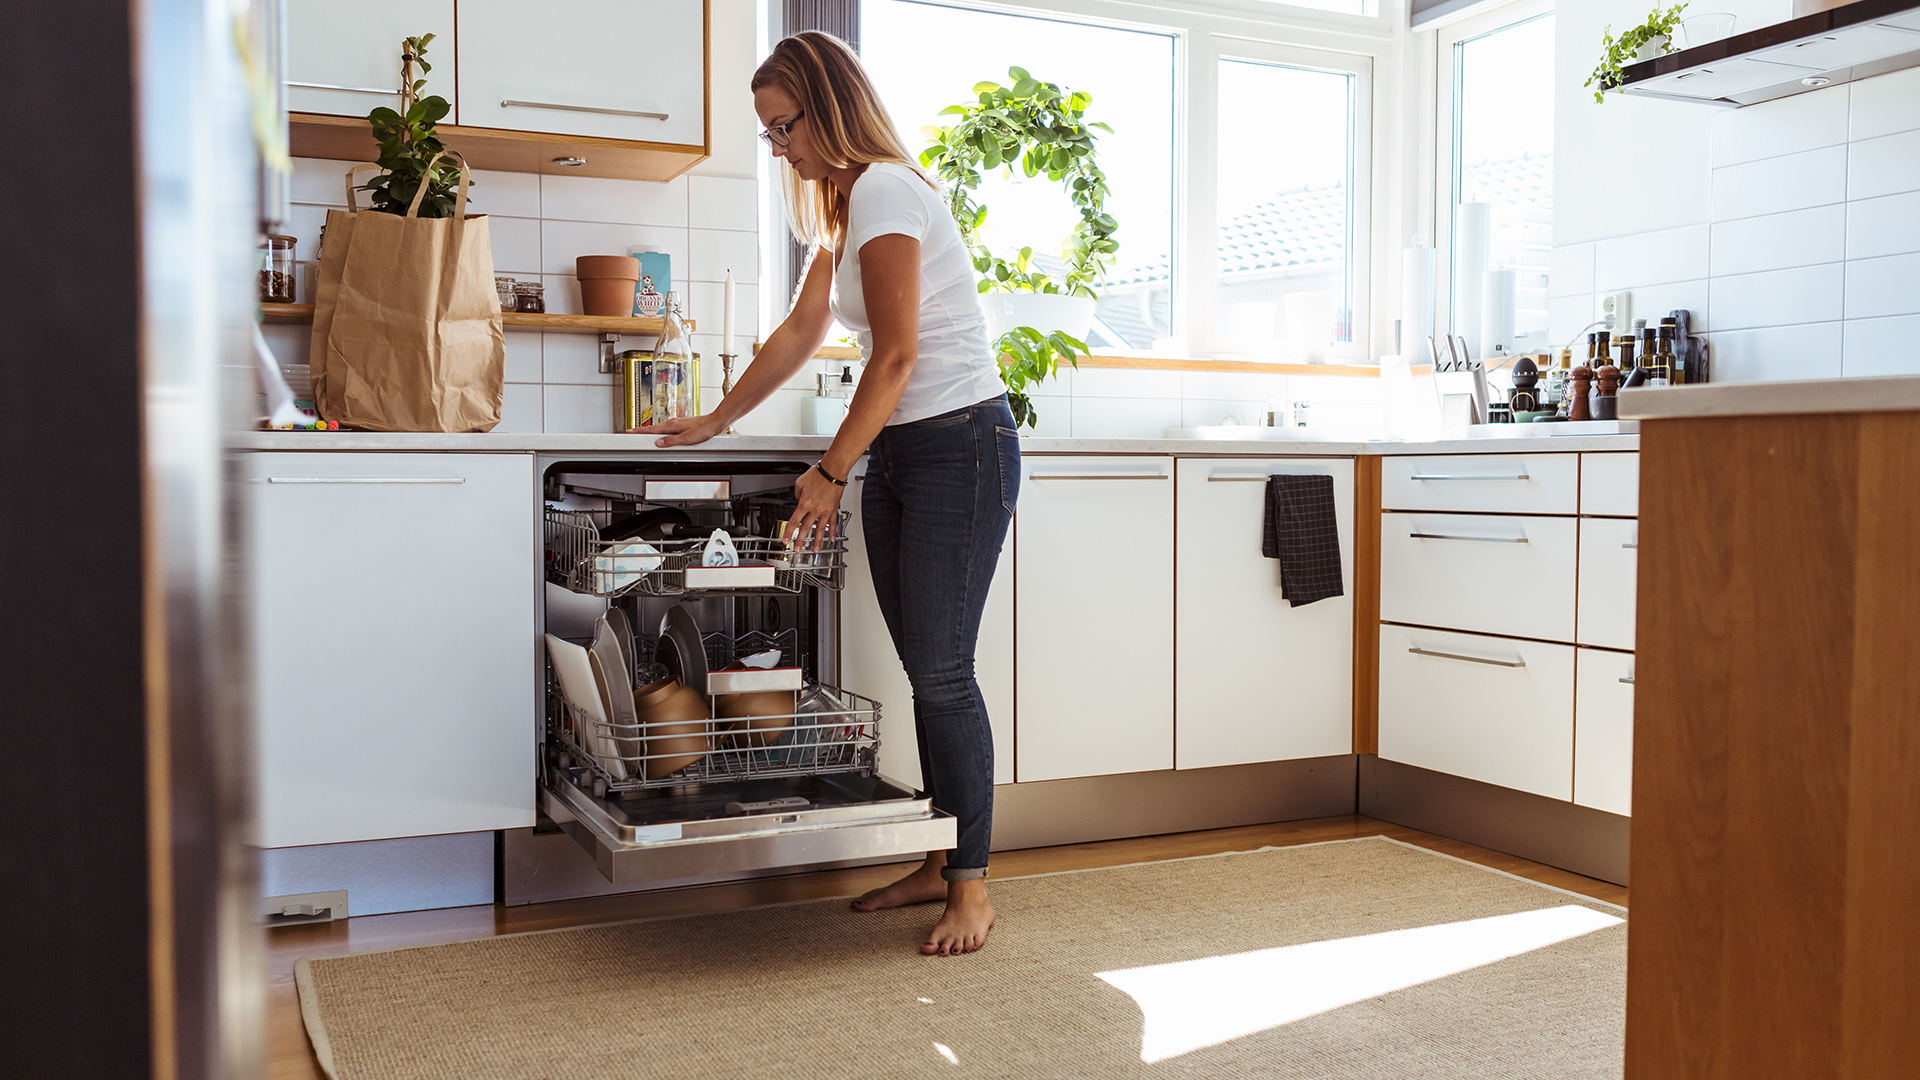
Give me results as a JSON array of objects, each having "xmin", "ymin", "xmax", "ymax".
[
  {"xmin": 1380, "ymin": 512, "xmax": 1577, "ymax": 642},
  {"xmin": 1577, "ymin": 517, "xmax": 1639, "ymax": 649},
  {"xmin": 1378, "ymin": 625, "xmax": 1575, "ymax": 800},
  {"xmin": 1574, "ymin": 648, "xmax": 1635, "ymax": 816},
  {"xmin": 1382, "ymin": 454, "xmax": 1579, "ymax": 514},
  {"xmin": 1580, "ymin": 453, "xmax": 1639, "ymax": 517}
]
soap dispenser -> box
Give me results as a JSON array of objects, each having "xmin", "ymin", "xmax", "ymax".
[{"xmin": 801, "ymin": 366, "xmax": 851, "ymax": 435}]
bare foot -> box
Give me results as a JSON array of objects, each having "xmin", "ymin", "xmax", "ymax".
[
  {"xmin": 851, "ymin": 855, "xmax": 948, "ymax": 912},
  {"xmin": 923, "ymin": 880, "xmax": 994, "ymax": 957}
]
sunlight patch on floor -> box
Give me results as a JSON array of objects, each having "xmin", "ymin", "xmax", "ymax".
[{"xmin": 1096, "ymin": 904, "xmax": 1624, "ymax": 1063}]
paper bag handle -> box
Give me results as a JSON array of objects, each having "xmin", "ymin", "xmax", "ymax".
[
  {"xmin": 341, "ymin": 162, "xmax": 383, "ymax": 211},
  {"xmin": 406, "ymin": 149, "xmax": 472, "ymax": 219}
]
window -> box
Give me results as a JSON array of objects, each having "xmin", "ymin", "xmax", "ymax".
[
  {"xmin": 862, "ymin": 0, "xmax": 1176, "ymax": 350},
  {"xmin": 1441, "ymin": 5, "xmax": 1554, "ymax": 356}
]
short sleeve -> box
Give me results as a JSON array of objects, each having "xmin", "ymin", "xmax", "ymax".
[{"xmin": 846, "ymin": 166, "xmax": 932, "ymax": 253}]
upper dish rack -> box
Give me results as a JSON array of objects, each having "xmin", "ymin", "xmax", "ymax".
[{"xmin": 545, "ymin": 505, "xmax": 850, "ymax": 598}]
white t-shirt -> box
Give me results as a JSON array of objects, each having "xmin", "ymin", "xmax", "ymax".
[{"xmin": 828, "ymin": 162, "xmax": 1004, "ymax": 426}]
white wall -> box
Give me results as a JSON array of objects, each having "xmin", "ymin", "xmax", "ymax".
[{"xmin": 1553, "ymin": 4, "xmax": 1920, "ymax": 381}]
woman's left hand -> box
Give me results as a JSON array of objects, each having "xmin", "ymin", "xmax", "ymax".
[{"xmin": 790, "ymin": 466, "xmax": 846, "ymax": 552}]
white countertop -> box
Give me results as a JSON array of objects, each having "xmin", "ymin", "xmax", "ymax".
[
  {"xmin": 1621, "ymin": 376, "xmax": 1920, "ymax": 419},
  {"xmin": 240, "ymin": 426, "xmax": 1639, "ymax": 456}
]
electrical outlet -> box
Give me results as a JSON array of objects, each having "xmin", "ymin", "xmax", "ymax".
[{"xmin": 1601, "ymin": 292, "xmax": 1630, "ymax": 331}]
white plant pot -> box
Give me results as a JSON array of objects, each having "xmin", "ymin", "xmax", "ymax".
[
  {"xmin": 1634, "ymin": 34, "xmax": 1669, "ymax": 62},
  {"xmin": 979, "ymin": 292, "xmax": 1097, "ymax": 343}
]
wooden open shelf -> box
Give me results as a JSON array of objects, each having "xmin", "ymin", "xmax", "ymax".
[{"xmin": 260, "ymin": 303, "xmax": 691, "ymax": 335}]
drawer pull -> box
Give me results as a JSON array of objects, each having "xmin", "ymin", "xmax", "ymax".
[
  {"xmin": 1619, "ymin": 675, "xmax": 1635, "ymax": 685},
  {"xmin": 1408, "ymin": 647, "xmax": 1527, "ymax": 669},
  {"xmin": 1207, "ymin": 474, "xmax": 1286, "ymax": 482},
  {"xmin": 1408, "ymin": 531, "xmax": 1529, "ymax": 544},
  {"xmin": 1621, "ymin": 541, "xmax": 1638, "ymax": 549},
  {"xmin": 1029, "ymin": 473, "xmax": 1169, "ymax": 481},
  {"xmin": 262, "ymin": 476, "xmax": 466, "ymax": 484},
  {"xmin": 286, "ymin": 79, "xmax": 401, "ymax": 96},
  {"xmin": 1408, "ymin": 473, "xmax": 1531, "ymax": 481},
  {"xmin": 501, "ymin": 99, "xmax": 669, "ymax": 121}
]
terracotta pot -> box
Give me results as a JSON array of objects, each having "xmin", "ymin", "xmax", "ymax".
[
  {"xmin": 576, "ymin": 255, "xmax": 640, "ymax": 317},
  {"xmin": 715, "ymin": 688, "xmax": 797, "ymax": 749},
  {"xmin": 633, "ymin": 676, "xmax": 711, "ymax": 778}
]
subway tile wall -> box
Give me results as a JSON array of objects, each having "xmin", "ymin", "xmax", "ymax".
[{"xmin": 1549, "ymin": 66, "xmax": 1920, "ymax": 382}]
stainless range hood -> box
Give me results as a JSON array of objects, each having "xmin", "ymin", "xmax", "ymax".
[{"xmin": 1618, "ymin": 0, "xmax": 1920, "ymax": 106}]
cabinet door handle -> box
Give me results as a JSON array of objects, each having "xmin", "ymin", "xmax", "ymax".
[
  {"xmin": 1408, "ymin": 647, "xmax": 1527, "ymax": 669},
  {"xmin": 1207, "ymin": 474, "xmax": 1285, "ymax": 483},
  {"xmin": 261, "ymin": 477, "xmax": 465, "ymax": 484},
  {"xmin": 1621, "ymin": 541, "xmax": 1638, "ymax": 549},
  {"xmin": 286, "ymin": 79, "xmax": 402, "ymax": 96},
  {"xmin": 1029, "ymin": 473, "xmax": 1169, "ymax": 481},
  {"xmin": 1619, "ymin": 675, "xmax": 1635, "ymax": 685},
  {"xmin": 501, "ymin": 99, "xmax": 668, "ymax": 121},
  {"xmin": 1407, "ymin": 531, "xmax": 1528, "ymax": 544},
  {"xmin": 1408, "ymin": 473, "xmax": 1530, "ymax": 481}
]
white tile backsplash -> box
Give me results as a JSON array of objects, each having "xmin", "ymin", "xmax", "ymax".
[
  {"xmin": 687, "ymin": 228, "xmax": 762, "ymax": 284},
  {"xmin": 1844, "ymin": 252, "xmax": 1920, "ymax": 320},
  {"xmin": 1070, "ymin": 396, "xmax": 1184, "ymax": 439},
  {"xmin": 541, "ymin": 333, "xmax": 614, "ymax": 384},
  {"xmin": 1180, "ymin": 399, "xmax": 1266, "ymax": 429},
  {"xmin": 1709, "ymin": 204, "xmax": 1846, "ymax": 276},
  {"xmin": 1548, "ymin": 243, "xmax": 1595, "ymax": 298},
  {"xmin": 1548, "ymin": 294, "xmax": 1597, "ymax": 348},
  {"xmin": 1072, "ymin": 367, "xmax": 1183, "ymax": 399},
  {"xmin": 1848, "ymin": 128, "xmax": 1920, "ymax": 203},
  {"xmin": 1849, "ymin": 64, "xmax": 1920, "ymax": 142},
  {"xmin": 1709, "ymin": 85, "xmax": 1850, "ymax": 169},
  {"xmin": 1845, "ymin": 190, "xmax": 1920, "ymax": 260},
  {"xmin": 1709, "ymin": 264, "xmax": 1845, "ymax": 332},
  {"xmin": 539, "ymin": 174, "xmax": 688, "ymax": 227},
  {"xmin": 1179, "ymin": 368, "xmax": 1287, "ymax": 402},
  {"xmin": 1709, "ymin": 144, "xmax": 1847, "ymax": 222},
  {"xmin": 1595, "ymin": 225, "xmax": 1709, "ymax": 291},
  {"xmin": 1705, "ymin": 322, "xmax": 1844, "ymax": 383},
  {"xmin": 541, "ymin": 220, "xmax": 688, "ymax": 276},
  {"xmin": 487, "ymin": 216, "xmax": 542, "ymax": 276},
  {"xmin": 466, "ymin": 169, "xmax": 542, "ymax": 218},
  {"xmin": 543, "ymin": 382, "xmax": 618, "ymax": 433},
  {"xmin": 1614, "ymin": 279, "xmax": 1712, "ymax": 335},
  {"xmin": 690, "ymin": 176, "xmax": 759, "ymax": 231},
  {"xmin": 1841, "ymin": 314, "xmax": 1920, "ymax": 377},
  {"xmin": 502, "ymin": 332, "xmax": 542, "ymax": 383},
  {"xmin": 496, "ymin": 383, "xmax": 543, "ymax": 433}
]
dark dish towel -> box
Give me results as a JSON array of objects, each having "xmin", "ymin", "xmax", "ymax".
[{"xmin": 1262, "ymin": 473, "xmax": 1345, "ymax": 607}]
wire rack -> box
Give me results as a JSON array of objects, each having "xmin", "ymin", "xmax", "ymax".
[{"xmin": 545, "ymin": 505, "xmax": 850, "ymax": 598}]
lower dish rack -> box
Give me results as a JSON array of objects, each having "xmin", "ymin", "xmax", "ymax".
[{"xmin": 545, "ymin": 505, "xmax": 850, "ymax": 598}]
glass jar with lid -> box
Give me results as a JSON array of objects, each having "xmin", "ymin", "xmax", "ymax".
[
  {"xmin": 259, "ymin": 234, "xmax": 296, "ymax": 304},
  {"xmin": 494, "ymin": 276, "xmax": 516, "ymax": 311},
  {"xmin": 650, "ymin": 292, "xmax": 697, "ymax": 422},
  {"xmin": 512, "ymin": 280, "xmax": 545, "ymax": 313}
]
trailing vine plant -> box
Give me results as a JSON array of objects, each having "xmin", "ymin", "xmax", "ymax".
[
  {"xmin": 361, "ymin": 34, "xmax": 471, "ymax": 216},
  {"xmin": 1586, "ymin": 3, "xmax": 1688, "ymax": 103}
]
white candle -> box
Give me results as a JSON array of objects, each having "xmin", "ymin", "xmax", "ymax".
[{"xmin": 723, "ymin": 270, "xmax": 735, "ymax": 357}]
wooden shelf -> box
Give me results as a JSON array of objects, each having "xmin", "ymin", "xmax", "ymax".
[
  {"xmin": 289, "ymin": 113, "xmax": 708, "ymax": 183},
  {"xmin": 260, "ymin": 304, "xmax": 691, "ymax": 335}
]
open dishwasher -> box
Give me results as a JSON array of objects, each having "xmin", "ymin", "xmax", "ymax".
[{"xmin": 536, "ymin": 458, "xmax": 952, "ymax": 887}]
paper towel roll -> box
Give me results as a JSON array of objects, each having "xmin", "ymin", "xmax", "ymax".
[
  {"xmin": 1455, "ymin": 203, "xmax": 1492, "ymax": 357},
  {"xmin": 1480, "ymin": 268, "xmax": 1516, "ymax": 358},
  {"xmin": 1401, "ymin": 240, "xmax": 1436, "ymax": 360}
]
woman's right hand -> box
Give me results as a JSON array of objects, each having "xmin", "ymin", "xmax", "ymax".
[{"xmin": 629, "ymin": 413, "xmax": 727, "ymax": 447}]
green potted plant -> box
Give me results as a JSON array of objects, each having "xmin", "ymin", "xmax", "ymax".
[
  {"xmin": 920, "ymin": 67, "xmax": 1119, "ymax": 427},
  {"xmin": 1585, "ymin": 3, "xmax": 1688, "ymax": 103},
  {"xmin": 361, "ymin": 34, "xmax": 470, "ymax": 215}
]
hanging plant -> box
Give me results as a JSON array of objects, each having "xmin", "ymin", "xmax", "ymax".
[
  {"xmin": 361, "ymin": 34, "xmax": 471, "ymax": 216},
  {"xmin": 1586, "ymin": 4, "xmax": 1688, "ymax": 104},
  {"xmin": 918, "ymin": 67, "xmax": 1119, "ymax": 297}
]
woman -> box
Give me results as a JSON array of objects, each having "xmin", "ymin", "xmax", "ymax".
[{"xmin": 637, "ymin": 31, "xmax": 1016, "ymax": 958}]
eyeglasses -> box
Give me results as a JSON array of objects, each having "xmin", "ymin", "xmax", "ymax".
[{"xmin": 758, "ymin": 111, "xmax": 804, "ymax": 148}]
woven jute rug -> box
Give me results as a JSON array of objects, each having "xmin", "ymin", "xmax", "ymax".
[{"xmin": 296, "ymin": 837, "xmax": 1627, "ymax": 1079}]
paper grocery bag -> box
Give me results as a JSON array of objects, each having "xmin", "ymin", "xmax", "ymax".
[{"xmin": 309, "ymin": 151, "xmax": 504, "ymax": 432}]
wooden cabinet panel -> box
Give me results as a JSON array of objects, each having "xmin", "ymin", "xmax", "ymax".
[
  {"xmin": 455, "ymin": 0, "xmax": 706, "ymax": 147},
  {"xmin": 1377, "ymin": 624, "xmax": 1575, "ymax": 800},
  {"xmin": 249, "ymin": 452, "xmax": 538, "ymax": 848},
  {"xmin": 287, "ymin": 0, "xmax": 455, "ymax": 119},
  {"xmin": 1173, "ymin": 458, "xmax": 1353, "ymax": 769},
  {"xmin": 1015, "ymin": 457, "xmax": 1174, "ymax": 782},
  {"xmin": 1579, "ymin": 451, "xmax": 1639, "ymax": 516},
  {"xmin": 1577, "ymin": 516, "xmax": 1639, "ymax": 650},
  {"xmin": 1574, "ymin": 647, "xmax": 1634, "ymax": 816},
  {"xmin": 1381, "ymin": 453, "xmax": 1579, "ymax": 514},
  {"xmin": 1380, "ymin": 511, "xmax": 1578, "ymax": 642}
]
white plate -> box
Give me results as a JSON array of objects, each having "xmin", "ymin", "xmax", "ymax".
[{"xmin": 544, "ymin": 634, "xmax": 626, "ymax": 779}]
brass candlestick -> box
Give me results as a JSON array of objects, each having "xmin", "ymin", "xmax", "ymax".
[{"xmin": 719, "ymin": 353, "xmax": 739, "ymax": 434}]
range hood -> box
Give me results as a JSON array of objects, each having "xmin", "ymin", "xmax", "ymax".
[{"xmin": 1618, "ymin": 0, "xmax": 1920, "ymax": 106}]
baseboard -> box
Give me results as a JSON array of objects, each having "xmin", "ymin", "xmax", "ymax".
[
  {"xmin": 1358, "ymin": 755, "xmax": 1630, "ymax": 886},
  {"xmin": 992, "ymin": 755, "xmax": 1360, "ymax": 852}
]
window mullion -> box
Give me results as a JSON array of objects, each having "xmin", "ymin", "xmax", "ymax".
[{"xmin": 1183, "ymin": 31, "xmax": 1219, "ymax": 358}]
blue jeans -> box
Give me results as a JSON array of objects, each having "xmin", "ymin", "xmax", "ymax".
[{"xmin": 862, "ymin": 395, "xmax": 1019, "ymax": 880}]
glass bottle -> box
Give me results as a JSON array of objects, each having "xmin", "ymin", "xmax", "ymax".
[
  {"xmin": 1655, "ymin": 325, "xmax": 1679, "ymax": 386},
  {"xmin": 1616, "ymin": 335, "xmax": 1636, "ymax": 376},
  {"xmin": 650, "ymin": 291, "xmax": 694, "ymax": 423}
]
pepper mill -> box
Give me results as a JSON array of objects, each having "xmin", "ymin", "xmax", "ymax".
[
  {"xmin": 1568, "ymin": 365, "xmax": 1594, "ymax": 421},
  {"xmin": 1508, "ymin": 356, "xmax": 1541, "ymax": 414},
  {"xmin": 1593, "ymin": 364, "xmax": 1621, "ymax": 421}
]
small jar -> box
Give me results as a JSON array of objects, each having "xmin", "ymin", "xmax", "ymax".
[
  {"xmin": 259, "ymin": 234, "xmax": 296, "ymax": 304},
  {"xmin": 512, "ymin": 281, "xmax": 546, "ymax": 313},
  {"xmin": 494, "ymin": 276, "xmax": 516, "ymax": 311}
]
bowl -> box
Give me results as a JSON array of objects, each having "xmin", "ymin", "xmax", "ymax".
[
  {"xmin": 633, "ymin": 676, "xmax": 712, "ymax": 778},
  {"xmin": 715, "ymin": 688, "xmax": 797, "ymax": 749}
]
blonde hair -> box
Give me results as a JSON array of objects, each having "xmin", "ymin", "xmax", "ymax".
[{"xmin": 751, "ymin": 31, "xmax": 929, "ymax": 249}]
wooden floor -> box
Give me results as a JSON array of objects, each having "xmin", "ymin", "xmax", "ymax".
[{"xmin": 265, "ymin": 815, "xmax": 1628, "ymax": 1079}]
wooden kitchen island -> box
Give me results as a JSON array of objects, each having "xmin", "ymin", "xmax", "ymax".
[{"xmin": 1619, "ymin": 376, "xmax": 1920, "ymax": 1080}]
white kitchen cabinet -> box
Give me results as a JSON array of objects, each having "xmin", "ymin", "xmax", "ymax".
[
  {"xmin": 455, "ymin": 0, "xmax": 707, "ymax": 147},
  {"xmin": 1378, "ymin": 624, "xmax": 1575, "ymax": 800},
  {"xmin": 248, "ymin": 452, "xmax": 537, "ymax": 848},
  {"xmin": 1382, "ymin": 453, "xmax": 1580, "ymax": 514},
  {"xmin": 1380, "ymin": 512, "xmax": 1578, "ymax": 643},
  {"xmin": 1016, "ymin": 457, "xmax": 1174, "ymax": 782},
  {"xmin": 1576, "ymin": 517, "xmax": 1639, "ymax": 649},
  {"xmin": 287, "ymin": 0, "xmax": 455, "ymax": 120},
  {"xmin": 1574, "ymin": 648, "xmax": 1635, "ymax": 816},
  {"xmin": 841, "ymin": 465, "xmax": 1014, "ymax": 789},
  {"xmin": 1174, "ymin": 458, "xmax": 1353, "ymax": 769},
  {"xmin": 1579, "ymin": 452, "xmax": 1639, "ymax": 516}
]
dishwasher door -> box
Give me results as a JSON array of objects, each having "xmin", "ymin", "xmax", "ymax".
[{"xmin": 542, "ymin": 771, "xmax": 955, "ymax": 885}]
